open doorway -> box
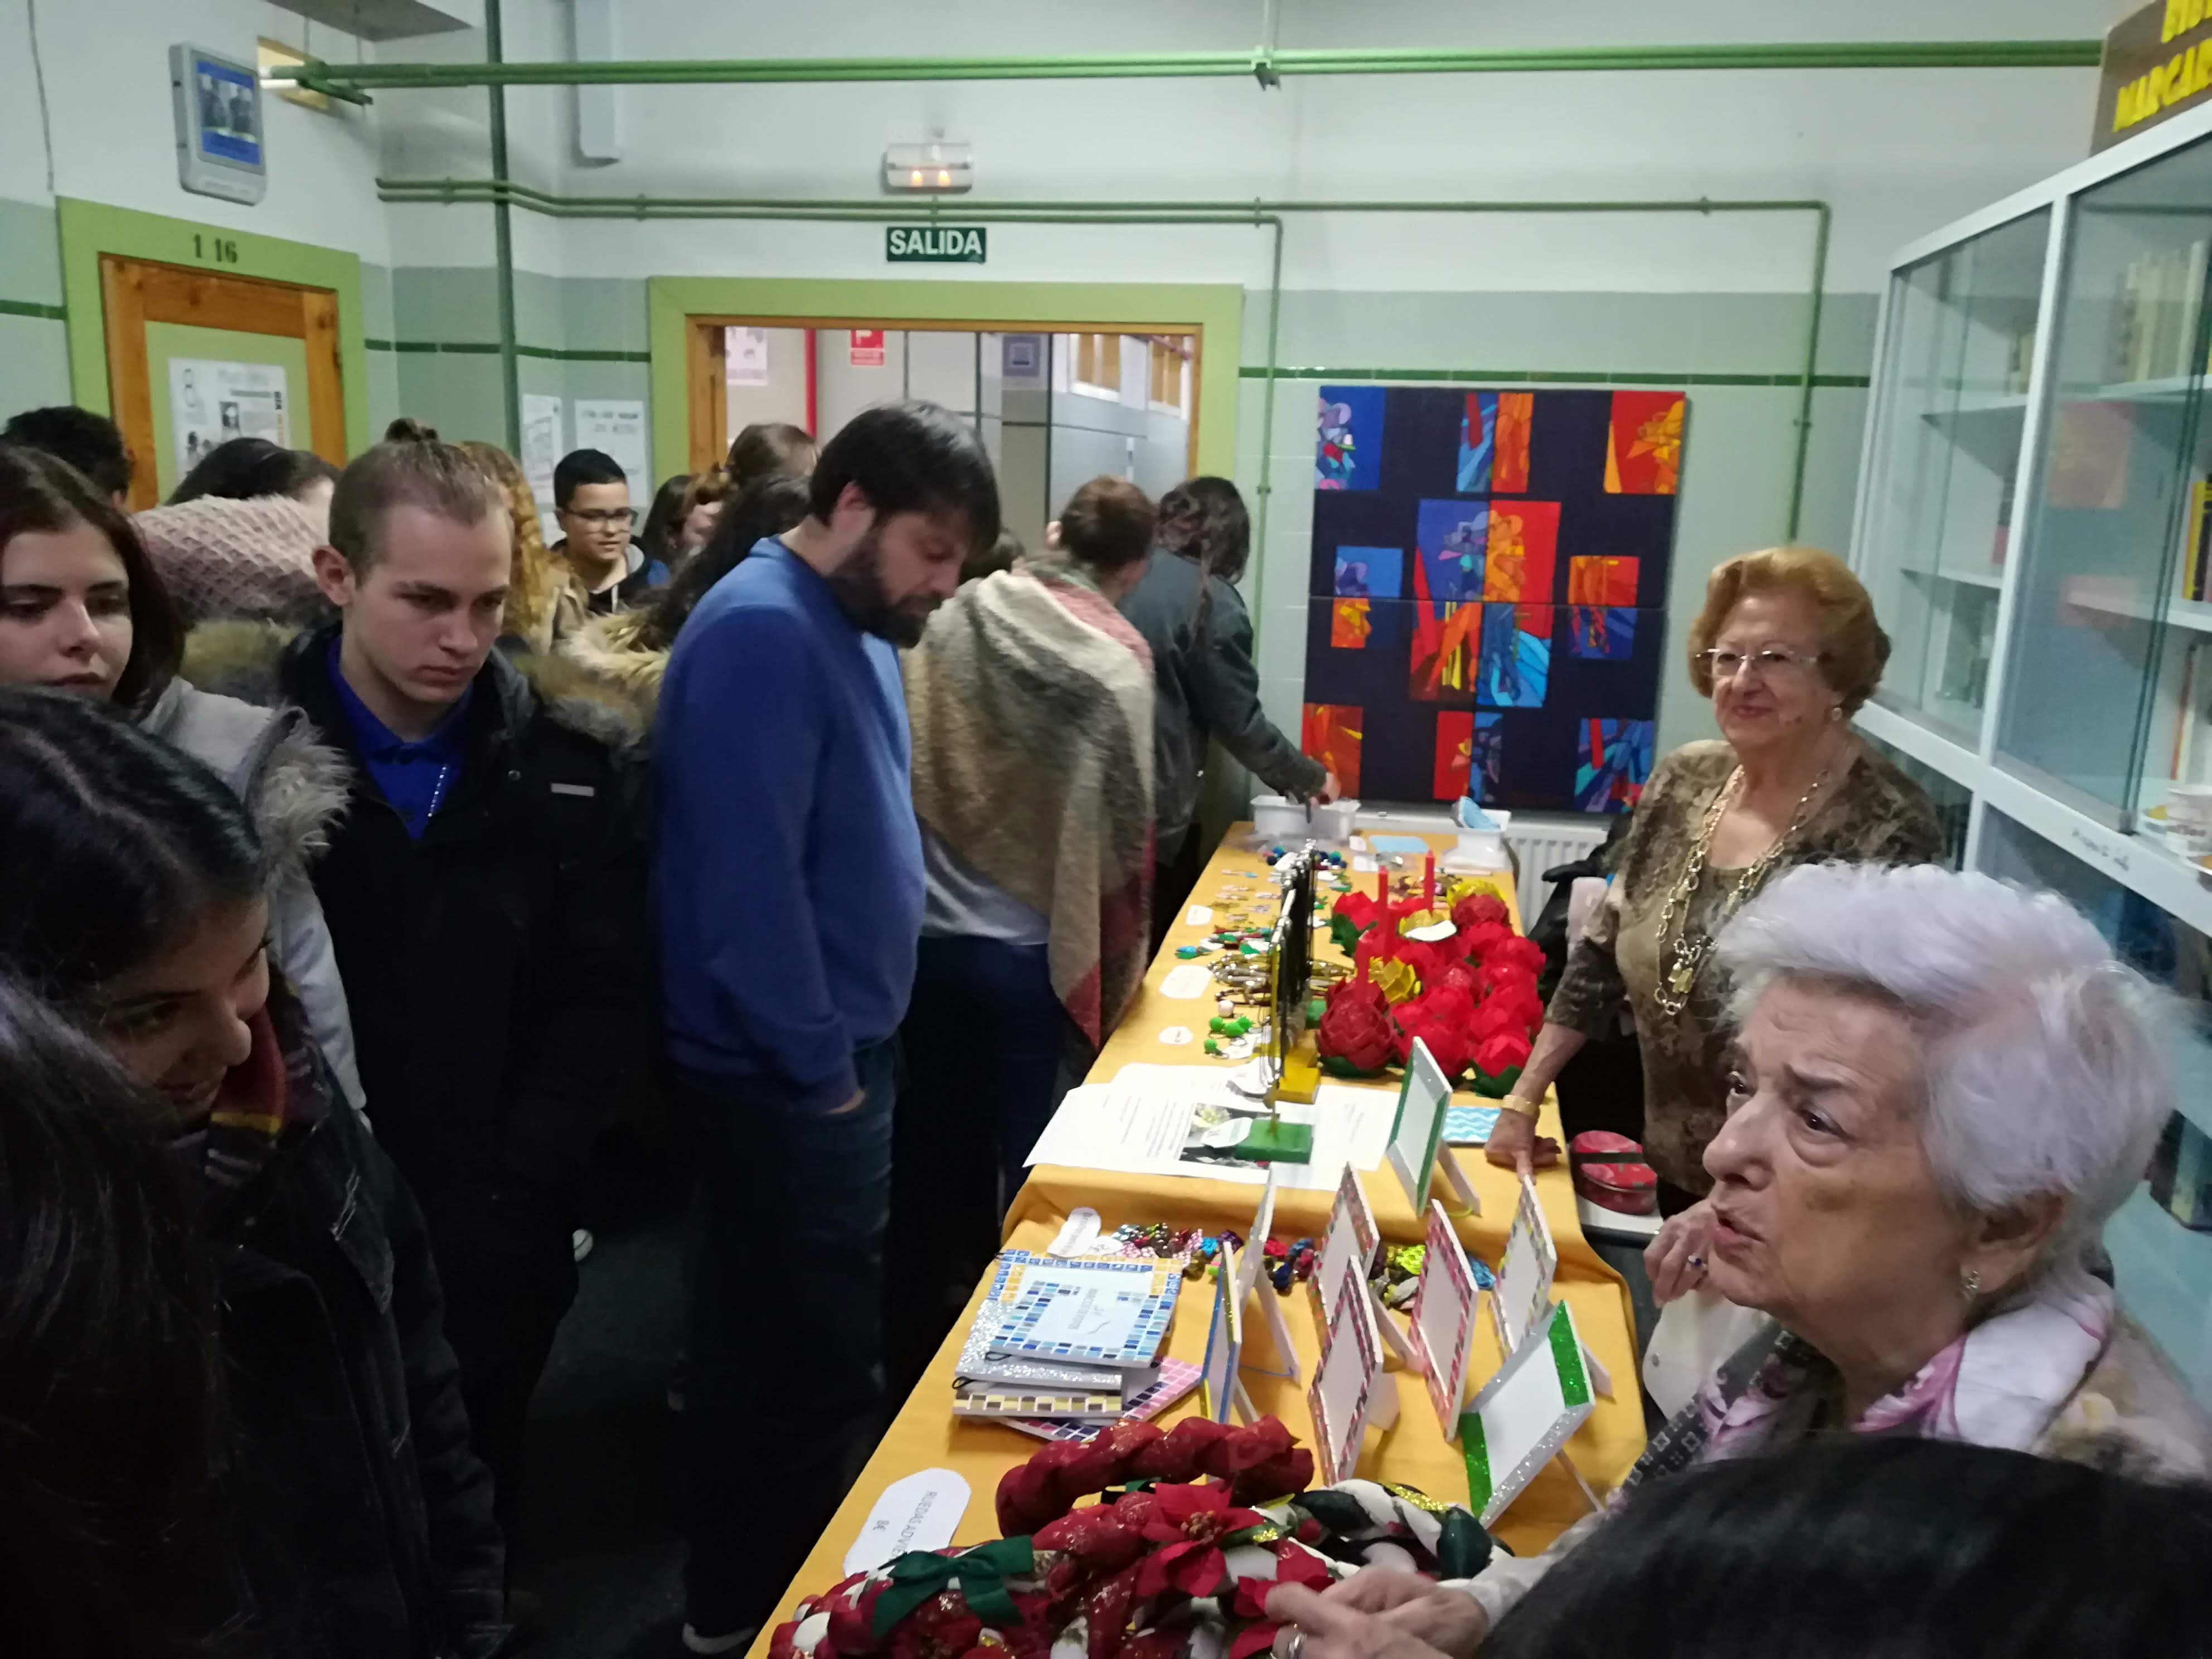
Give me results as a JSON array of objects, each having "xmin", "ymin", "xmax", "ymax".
[{"xmin": 691, "ymin": 320, "xmax": 1197, "ymax": 552}]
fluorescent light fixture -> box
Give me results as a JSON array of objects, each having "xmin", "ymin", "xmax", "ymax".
[{"xmin": 882, "ymin": 141, "xmax": 973, "ymax": 195}]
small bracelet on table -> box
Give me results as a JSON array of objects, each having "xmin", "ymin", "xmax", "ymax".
[{"xmin": 1497, "ymin": 1093, "xmax": 1544, "ymax": 1122}]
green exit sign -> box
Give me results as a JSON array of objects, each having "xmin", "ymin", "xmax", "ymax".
[{"xmin": 887, "ymin": 225, "xmax": 987, "ymax": 264}]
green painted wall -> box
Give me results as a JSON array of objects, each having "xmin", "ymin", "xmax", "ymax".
[
  {"xmin": 0, "ymin": 198, "xmax": 72, "ymax": 418},
  {"xmin": 142, "ymin": 322, "xmax": 313, "ymax": 499}
]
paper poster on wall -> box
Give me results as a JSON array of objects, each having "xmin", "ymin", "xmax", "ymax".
[
  {"xmin": 850, "ymin": 328, "xmax": 887, "ymax": 368},
  {"xmin": 521, "ymin": 395, "xmax": 564, "ymax": 505},
  {"xmin": 573, "ymin": 399, "xmax": 650, "ymax": 499},
  {"xmin": 728, "ymin": 327, "xmax": 771, "ymax": 387},
  {"xmin": 170, "ymin": 359, "xmax": 289, "ymax": 480}
]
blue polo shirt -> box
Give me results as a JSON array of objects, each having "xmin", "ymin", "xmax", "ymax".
[{"xmin": 326, "ymin": 635, "xmax": 474, "ymax": 839}]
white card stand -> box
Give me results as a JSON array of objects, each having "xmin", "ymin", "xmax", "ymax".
[
  {"xmin": 1435, "ymin": 1143, "xmax": 1483, "ymax": 1216},
  {"xmin": 1235, "ymin": 1168, "xmax": 1303, "ymax": 1383},
  {"xmin": 1390, "ymin": 1039, "xmax": 1482, "ymax": 1220}
]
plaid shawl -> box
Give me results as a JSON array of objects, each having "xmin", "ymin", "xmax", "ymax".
[
  {"xmin": 176, "ymin": 989, "xmax": 324, "ymax": 1204},
  {"xmin": 904, "ymin": 562, "xmax": 1155, "ymax": 1045}
]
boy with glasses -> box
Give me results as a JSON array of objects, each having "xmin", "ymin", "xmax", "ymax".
[{"xmin": 552, "ymin": 448, "xmax": 664, "ymax": 615}]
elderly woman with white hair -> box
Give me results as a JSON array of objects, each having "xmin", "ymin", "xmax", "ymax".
[{"xmin": 1268, "ymin": 861, "xmax": 2211, "ymax": 1659}]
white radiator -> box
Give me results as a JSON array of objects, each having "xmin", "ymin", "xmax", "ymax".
[{"xmin": 1503, "ymin": 814, "xmax": 1612, "ymax": 928}]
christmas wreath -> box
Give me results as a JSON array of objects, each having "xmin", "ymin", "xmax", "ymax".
[{"xmin": 770, "ymin": 1418, "xmax": 1490, "ymax": 1659}]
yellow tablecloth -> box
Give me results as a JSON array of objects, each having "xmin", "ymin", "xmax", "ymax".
[{"xmin": 742, "ymin": 829, "xmax": 1644, "ymax": 1656}]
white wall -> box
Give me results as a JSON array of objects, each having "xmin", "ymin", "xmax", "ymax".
[{"xmin": 0, "ymin": 0, "xmax": 391, "ymax": 263}]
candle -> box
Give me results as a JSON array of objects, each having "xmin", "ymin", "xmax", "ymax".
[{"xmin": 1424, "ymin": 852, "xmax": 1436, "ymax": 908}]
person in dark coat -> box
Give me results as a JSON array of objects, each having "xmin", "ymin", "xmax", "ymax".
[
  {"xmin": 178, "ymin": 430, "xmax": 652, "ymax": 1579},
  {"xmin": 0, "ymin": 688, "xmax": 507, "ymax": 1659},
  {"xmin": 1118, "ymin": 476, "xmax": 1338, "ymax": 940}
]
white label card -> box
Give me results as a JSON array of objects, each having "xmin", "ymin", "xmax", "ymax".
[{"xmin": 845, "ymin": 1468, "xmax": 970, "ymax": 1574}]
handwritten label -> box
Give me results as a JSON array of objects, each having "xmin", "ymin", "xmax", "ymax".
[
  {"xmin": 2065, "ymin": 824, "xmax": 2132, "ymax": 874},
  {"xmin": 845, "ymin": 1468, "xmax": 969, "ymax": 1574}
]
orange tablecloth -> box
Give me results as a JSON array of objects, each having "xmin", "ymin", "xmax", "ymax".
[{"xmin": 743, "ymin": 828, "xmax": 1643, "ymax": 1656}]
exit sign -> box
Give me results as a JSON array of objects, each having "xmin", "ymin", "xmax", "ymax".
[{"xmin": 887, "ymin": 225, "xmax": 987, "ymax": 264}]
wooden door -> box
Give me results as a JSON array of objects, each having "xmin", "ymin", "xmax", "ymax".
[{"xmin": 99, "ymin": 254, "xmax": 346, "ymax": 510}]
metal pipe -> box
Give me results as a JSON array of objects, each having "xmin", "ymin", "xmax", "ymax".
[
  {"xmin": 486, "ymin": 0, "xmax": 522, "ymax": 452},
  {"xmin": 1253, "ymin": 211, "xmax": 1286, "ymax": 618},
  {"xmin": 287, "ymin": 37, "xmax": 2099, "ymax": 94},
  {"xmin": 1786, "ymin": 204, "xmax": 1833, "ymax": 541},
  {"xmin": 377, "ymin": 180, "xmax": 1831, "ymax": 539}
]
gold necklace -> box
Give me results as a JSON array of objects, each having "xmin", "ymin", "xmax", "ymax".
[{"xmin": 1652, "ymin": 761, "xmax": 1834, "ymax": 1018}]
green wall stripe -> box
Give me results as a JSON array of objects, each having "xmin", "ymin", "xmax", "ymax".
[
  {"xmin": 1245, "ymin": 365, "xmax": 1870, "ymax": 388},
  {"xmin": 366, "ymin": 337, "xmax": 649, "ymax": 362},
  {"xmin": 0, "ymin": 298, "xmax": 67, "ymax": 322}
]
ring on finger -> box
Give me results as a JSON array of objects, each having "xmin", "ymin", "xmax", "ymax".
[{"xmin": 1280, "ymin": 1631, "xmax": 1306, "ymax": 1659}]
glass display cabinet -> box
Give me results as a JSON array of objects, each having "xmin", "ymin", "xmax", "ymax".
[{"xmin": 1850, "ymin": 102, "xmax": 2212, "ymax": 1405}]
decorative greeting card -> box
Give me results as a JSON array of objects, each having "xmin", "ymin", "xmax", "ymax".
[
  {"xmin": 1308, "ymin": 1274, "xmax": 1387, "ymax": 1486},
  {"xmin": 1488, "ymin": 1172, "xmax": 1559, "ymax": 1361},
  {"xmin": 1460, "ymin": 1301, "xmax": 1596, "ymax": 1527},
  {"xmin": 1410, "ymin": 1200, "xmax": 1480, "ymax": 1434}
]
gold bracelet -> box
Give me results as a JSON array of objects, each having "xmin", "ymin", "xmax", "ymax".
[{"xmin": 1498, "ymin": 1094, "xmax": 1544, "ymax": 1121}]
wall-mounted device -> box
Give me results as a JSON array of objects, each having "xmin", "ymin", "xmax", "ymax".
[
  {"xmin": 882, "ymin": 142, "xmax": 974, "ymax": 196},
  {"xmin": 171, "ymin": 44, "xmax": 267, "ymax": 205}
]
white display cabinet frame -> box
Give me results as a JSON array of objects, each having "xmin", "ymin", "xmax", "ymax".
[{"xmin": 1850, "ymin": 104, "xmax": 2212, "ymax": 1403}]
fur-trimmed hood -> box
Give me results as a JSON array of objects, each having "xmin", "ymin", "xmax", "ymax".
[
  {"xmin": 181, "ymin": 618, "xmax": 649, "ymax": 755},
  {"xmin": 554, "ymin": 608, "xmax": 667, "ymax": 721},
  {"xmin": 140, "ymin": 673, "xmax": 351, "ymax": 888}
]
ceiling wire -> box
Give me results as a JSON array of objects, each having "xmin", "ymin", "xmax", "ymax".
[{"xmin": 25, "ymin": 0, "xmax": 55, "ymax": 195}]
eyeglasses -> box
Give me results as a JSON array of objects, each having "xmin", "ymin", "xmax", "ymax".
[
  {"xmin": 1697, "ymin": 646, "xmax": 1826, "ymax": 682},
  {"xmin": 565, "ymin": 507, "xmax": 637, "ymax": 528}
]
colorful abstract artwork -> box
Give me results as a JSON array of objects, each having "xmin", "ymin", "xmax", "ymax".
[
  {"xmin": 1302, "ymin": 704, "xmax": 1364, "ymax": 795},
  {"xmin": 1433, "ymin": 710, "xmax": 1473, "ymax": 799},
  {"xmin": 1566, "ymin": 606, "xmax": 1636, "ymax": 660},
  {"xmin": 1483, "ymin": 501, "xmax": 1560, "ymax": 602},
  {"xmin": 1604, "ymin": 392, "xmax": 1684, "ymax": 496},
  {"xmin": 1567, "ymin": 555, "xmax": 1639, "ymax": 606},
  {"xmin": 1478, "ymin": 604, "xmax": 1552, "ymax": 710},
  {"xmin": 1335, "ymin": 546, "xmax": 1402, "ymax": 598},
  {"xmin": 1409, "ymin": 601, "xmax": 1483, "ymax": 703},
  {"xmin": 1575, "ymin": 719, "xmax": 1656, "ymax": 812},
  {"xmin": 1415, "ymin": 499, "xmax": 1490, "ymax": 604},
  {"xmin": 1304, "ymin": 387, "xmax": 1682, "ymax": 809},
  {"xmin": 1493, "ymin": 394, "xmax": 1533, "ymax": 493},
  {"xmin": 1317, "ymin": 387, "xmax": 1386, "ymax": 491},
  {"xmin": 1331, "ymin": 599, "xmax": 1371, "ymax": 649},
  {"xmin": 1471, "ymin": 714, "xmax": 1505, "ymax": 802}
]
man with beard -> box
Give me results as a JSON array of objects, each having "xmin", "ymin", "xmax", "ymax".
[{"xmin": 654, "ymin": 400, "xmax": 999, "ymax": 1656}]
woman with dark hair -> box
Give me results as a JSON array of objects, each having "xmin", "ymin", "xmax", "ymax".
[
  {"xmin": 726, "ymin": 419, "xmax": 817, "ymax": 486},
  {"xmin": 0, "ymin": 442, "xmax": 363, "ymax": 1108},
  {"xmin": 1119, "ymin": 475, "xmax": 1338, "ymax": 939},
  {"xmin": 0, "ymin": 688, "xmax": 508, "ymax": 1659},
  {"xmin": 639, "ymin": 472, "xmax": 696, "ymax": 576},
  {"xmin": 168, "ymin": 435, "xmax": 340, "ymax": 508},
  {"xmin": 0, "ymin": 971, "xmax": 228, "ymax": 1659},
  {"xmin": 559, "ymin": 470, "xmax": 811, "ymax": 717},
  {"xmin": 1271, "ymin": 1439, "xmax": 2212, "ymax": 1659}
]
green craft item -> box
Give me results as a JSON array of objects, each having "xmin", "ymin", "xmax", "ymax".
[
  {"xmin": 1231, "ymin": 1017, "xmax": 1252, "ymax": 1037},
  {"xmin": 1320, "ymin": 1054, "xmax": 1391, "ymax": 1080},
  {"xmin": 1231, "ymin": 1119, "xmax": 1314, "ymax": 1164},
  {"xmin": 1328, "ymin": 914, "xmax": 1366, "ymax": 954},
  {"xmin": 1306, "ymin": 997, "xmax": 1327, "ymax": 1025},
  {"xmin": 1176, "ymin": 945, "xmax": 1200, "ymax": 959},
  {"xmin": 1467, "ymin": 1063, "xmax": 1525, "ymax": 1100},
  {"xmin": 871, "ymin": 1537, "xmax": 1035, "ymax": 1634},
  {"xmin": 1204, "ymin": 1039, "xmax": 1222, "ymax": 1055}
]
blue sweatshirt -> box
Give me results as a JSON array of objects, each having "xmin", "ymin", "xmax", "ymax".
[{"xmin": 654, "ymin": 538, "xmax": 924, "ymax": 1111}]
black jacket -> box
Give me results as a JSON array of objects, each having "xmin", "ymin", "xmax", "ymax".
[
  {"xmin": 209, "ymin": 1020, "xmax": 506, "ymax": 1658},
  {"xmin": 185, "ymin": 621, "xmax": 651, "ymax": 1229},
  {"xmin": 1119, "ymin": 547, "xmax": 1326, "ymax": 843}
]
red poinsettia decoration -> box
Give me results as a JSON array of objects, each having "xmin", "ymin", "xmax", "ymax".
[
  {"xmin": 1451, "ymin": 891, "xmax": 1510, "ymax": 934},
  {"xmin": 1225, "ymin": 1549, "xmax": 1336, "ymax": 1659},
  {"xmin": 1393, "ymin": 982, "xmax": 1478, "ymax": 1077},
  {"xmin": 1132, "ymin": 1484, "xmax": 1270, "ymax": 1598},
  {"xmin": 1473, "ymin": 1030, "xmax": 1533, "ymax": 1079},
  {"xmin": 1316, "ymin": 978, "xmax": 1396, "ymax": 1074}
]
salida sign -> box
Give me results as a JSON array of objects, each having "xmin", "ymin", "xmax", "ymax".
[{"xmin": 886, "ymin": 225, "xmax": 987, "ymax": 264}]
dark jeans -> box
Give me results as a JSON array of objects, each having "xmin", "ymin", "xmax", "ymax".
[
  {"xmin": 678, "ymin": 1042, "xmax": 896, "ymax": 1639},
  {"xmin": 1149, "ymin": 825, "xmax": 1207, "ymax": 954},
  {"xmin": 887, "ymin": 936, "xmax": 1084, "ymax": 1399},
  {"xmin": 420, "ymin": 1189, "xmax": 578, "ymax": 1579}
]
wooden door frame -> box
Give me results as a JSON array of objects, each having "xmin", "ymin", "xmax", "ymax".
[
  {"xmin": 99, "ymin": 255, "xmax": 347, "ymax": 509},
  {"xmin": 683, "ymin": 315, "xmax": 1203, "ymax": 482},
  {"xmin": 647, "ymin": 277, "xmax": 1242, "ymax": 488},
  {"xmin": 57, "ymin": 198, "xmax": 369, "ymax": 462}
]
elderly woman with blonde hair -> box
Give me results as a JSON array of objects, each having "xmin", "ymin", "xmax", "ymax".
[
  {"xmin": 1272, "ymin": 861, "xmax": 2209, "ymax": 1659},
  {"xmin": 1488, "ymin": 546, "xmax": 1945, "ymax": 1211}
]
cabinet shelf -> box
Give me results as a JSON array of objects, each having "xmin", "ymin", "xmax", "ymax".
[
  {"xmin": 2056, "ymin": 588, "xmax": 2212, "ymax": 633},
  {"xmin": 1899, "ymin": 562, "xmax": 2006, "ymax": 590}
]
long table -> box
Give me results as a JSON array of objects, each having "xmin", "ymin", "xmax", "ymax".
[{"xmin": 741, "ymin": 829, "xmax": 1645, "ymax": 1656}]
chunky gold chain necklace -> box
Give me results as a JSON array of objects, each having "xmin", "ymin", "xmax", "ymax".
[{"xmin": 1652, "ymin": 763, "xmax": 1832, "ymax": 1018}]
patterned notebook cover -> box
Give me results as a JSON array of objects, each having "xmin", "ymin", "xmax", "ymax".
[
  {"xmin": 957, "ymin": 1251, "xmax": 1141, "ymax": 1391},
  {"xmin": 953, "ymin": 1385, "xmax": 1126, "ymax": 1421},
  {"xmin": 986, "ymin": 1256, "xmax": 1181, "ymax": 1368},
  {"xmin": 1003, "ymin": 1358, "xmax": 1205, "ymax": 1443}
]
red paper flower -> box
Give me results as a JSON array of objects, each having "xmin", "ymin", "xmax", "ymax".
[
  {"xmin": 1457, "ymin": 920, "xmax": 1515, "ymax": 964},
  {"xmin": 1451, "ymin": 892, "xmax": 1510, "ymax": 933},
  {"xmin": 1473, "ymin": 1031, "xmax": 1532, "ymax": 1078},
  {"xmin": 1332, "ymin": 891, "xmax": 1380, "ymax": 933},
  {"xmin": 1317, "ymin": 978, "xmax": 1396, "ymax": 1074},
  {"xmin": 1132, "ymin": 1484, "xmax": 1270, "ymax": 1598}
]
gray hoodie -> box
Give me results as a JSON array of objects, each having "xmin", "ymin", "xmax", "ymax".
[{"xmin": 140, "ymin": 676, "xmax": 366, "ymax": 1111}]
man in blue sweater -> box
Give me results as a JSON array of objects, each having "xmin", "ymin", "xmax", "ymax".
[{"xmin": 656, "ymin": 401, "xmax": 999, "ymax": 1654}]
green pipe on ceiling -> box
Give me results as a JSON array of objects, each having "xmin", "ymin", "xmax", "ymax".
[
  {"xmin": 286, "ymin": 37, "xmax": 2099, "ymax": 94},
  {"xmin": 486, "ymin": 0, "xmax": 521, "ymax": 453}
]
